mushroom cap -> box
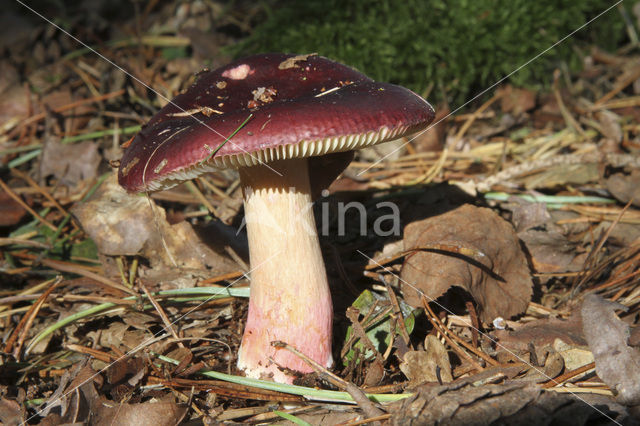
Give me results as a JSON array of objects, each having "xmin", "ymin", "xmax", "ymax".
[{"xmin": 118, "ymin": 53, "xmax": 435, "ymax": 192}]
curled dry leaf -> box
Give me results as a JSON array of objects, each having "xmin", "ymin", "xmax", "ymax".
[
  {"xmin": 400, "ymin": 335, "xmax": 453, "ymax": 386},
  {"xmin": 582, "ymin": 294, "xmax": 640, "ymax": 406},
  {"xmin": 400, "ymin": 204, "xmax": 533, "ymax": 323},
  {"xmin": 72, "ymin": 174, "xmax": 236, "ymax": 273}
]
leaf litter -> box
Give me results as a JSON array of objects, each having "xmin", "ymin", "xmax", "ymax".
[{"xmin": 0, "ymin": 2, "xmax": 639, "ymax": 424}]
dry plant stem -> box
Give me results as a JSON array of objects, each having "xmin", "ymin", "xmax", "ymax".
[
  {"xmin": 594, "ymin": 64, "xmax": 640, "ymax": 106},
  {"xmin": 465, "ymin": 301, "xmax": 480, "ymax": 348},
  {"xmin": 139, "ymin": 281, "xmax": 184, "ymax": 348},
  {"xmin": 273, "ymin": 341, "xmax": 385, "ymax": 420},
  {"xmin": 384, "ymin": 279, "xmax": 412, "ymax": 347},
  {"xmin": 147, "ymin": 376, "xmax": 303, "ymax": 402},
  {"xmin": 572, "ymin": 200, "xmax": 632, "ymax": 294},
  {"xmin": 346, "ymin": 307, "xmax": 384, "ymax": 364},
  {"xmin": 5, "ymin": 278, "xmax": 60, "ymax": 358},
  {"xmin": 422, "ymin": 296, "xmax": 489, "ymax": 370},
  {"xmin": 553, "ymin": 71, "xmax": 587, "ymax": 137},
  {"xmin": 454, "ymin": 92, "xmax": 503, "ymax": 142},
  {"xmin": 11, "ymin": 169, "xmax": 73, "ymax": 223},
  {"xmin": 9, "ymin": 89, "xmax": 125, "ymax": 134},
  {"xmin": 476, "ymin": 152, "xmax": 640, "ymax": 193},
  {"xmin": 27, "ymin": 256, "xmax": 135, "ymax": 295},
  {"xmin": 541, "ymin": 362, "xmax": 596, "ymax": 389},
  {"xmin": 341, "ymin": 303, "xmax": 391, "ymax": 359},
  {"xmin": 198, "ymin": 270, "xmax": 244, "ymax": 284},
  {"xmin": 0, "ymin": 178, "xmax": 57, "ymax": 231},
  {"xmin": 237, "ymin": 159, "xmax": 332, "ymax": 384},
  {"xmin": 66, "ymin": 344, "xmax": 116, "ymax": 363},
  {"xmin": 0, "ymin": 237, "xmax": 51, "ymax": 249}
]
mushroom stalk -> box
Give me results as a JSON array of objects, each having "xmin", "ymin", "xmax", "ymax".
[{"xmin": 237, "ymin": 158, "xmax": 333, "ymax": 383}]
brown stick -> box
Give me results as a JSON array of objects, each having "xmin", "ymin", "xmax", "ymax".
[
  {"xmin": 139, "ymin": 281, "xmax": 184, "ymax": 348},
  {"xmin": 5, "ymin": 277, "xmax": 61, "ymax": 358},
  {"xmin": 14, "ymin": 89, "xmax": 125, "ymax": 131},
  {"xmin": 422, "ymin": 296, "xmax": 485, "ymax": 371},
  {"xmin": 466, "ymin": 301, "xmax": 480, "ymax": 349},
  {"xmin": 541, "ymin": 362, "xmax": 596, "ymax": 389},
  {"xmin": 384, "ymin": 279, "xmax": 412, "ymax": 348},
  {"xmin": 66, "ymin": 344, "xmax": 117, "ymax": 363},
  {"xmin": 11, "ymin": 169, "xmax": 74, "ymax": 228},
  {"xmin": 198, "ymin": 270, "xmax": 245, "ymax": 285},
  {"xmin": 426, "ymin": 298, "xmax": 498, "ymax": 367},
  {"xmin": 346, "ymin": 307, "xmax": 384, "ymax": 364}
]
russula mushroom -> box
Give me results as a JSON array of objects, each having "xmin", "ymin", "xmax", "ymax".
[{"xmin": 118, "ymin": 53, "xmax": 435, "ymax": 383}]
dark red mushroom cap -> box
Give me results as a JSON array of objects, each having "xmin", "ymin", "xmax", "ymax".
[{"xmin": 118, "ymin": 53, "xmax": 435, "ymax": 192}]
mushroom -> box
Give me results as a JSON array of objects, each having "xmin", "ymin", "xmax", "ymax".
[{"xmin": 118, "ymin": 53, "xmax": 435, "ymax": 383}]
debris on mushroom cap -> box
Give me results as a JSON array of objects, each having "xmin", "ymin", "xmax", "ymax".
[
  {"xmin": 221, "ymin": 64, "xmax": 252, "ymax": 80},
  {"xmin": 118, "ymin": 53, "xmax": 435, "ymax": 193},
  {"xmin": 251, "ymin": 86, "xmax": 277, "ymax": 104},
  {"xmin": 278, "ymin": 53, "xmax": 318, "ymax": 70}
]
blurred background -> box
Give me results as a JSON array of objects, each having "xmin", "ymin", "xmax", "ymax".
[{"xmin": 2, "ymin": 0, "xmax": 632, "ymax": 107}]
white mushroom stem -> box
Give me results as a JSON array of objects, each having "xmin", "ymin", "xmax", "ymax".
[{"xmin": 237, "ymin": 158, "xmax": 333, "ymax": 383}]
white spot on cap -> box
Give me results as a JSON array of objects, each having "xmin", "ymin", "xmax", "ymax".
[
  {"xmin": 222, "ymin": 64, "xmax": 251, "ymax": 80},
  {"xmin": 154, "ymin": 159, "xmax": 168, "ymax": 174},
  {"xmin": 120, "ymin": 157, "xmax": 139, "ymax": 176}
]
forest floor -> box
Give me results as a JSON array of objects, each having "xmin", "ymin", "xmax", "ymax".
[{"xmin": 0, "ymin": 2, "xmax": 639, "ymax": 425}]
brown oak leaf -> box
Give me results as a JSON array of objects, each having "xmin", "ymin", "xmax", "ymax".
[{"xmin": 400, "ymin": 204, "xmax": 532, "ymax": 322}]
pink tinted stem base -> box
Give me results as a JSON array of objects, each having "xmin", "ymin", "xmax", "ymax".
[{"xmin": 237, "ymin": 159, "xmax": 333, "ymax": 383}]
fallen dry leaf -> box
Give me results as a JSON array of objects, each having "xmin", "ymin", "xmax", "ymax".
[
  {"xmin": 93, "ymin": 401, "xmax": 188, "ymax": 426},
  {"xmin": 498, "ymin": 84, "xmax": 536, "ymax": 116},
  {"xmin": 552, "ymin": 339, "xmax": 594, "ymax": 372},
  {"xmin": 40, "ymin": 138, "xmax": 101, "ymax": 187},
  {"xmin": 0, "ymin": 187, "xmax": 26, "ymax": 226},
  {"xmin": 505, "ymin": 200, "xmax": 551, "ymax": 233},
  {"xmin": 605, "ymin": 169, "xmax": 640, "ymax": 208},
  {"xmin": 582, "ymin": 294, "xmax": 640, "ymax": 406},
  {"xmin": 400, "ymin": 335, "xmax": 452, "ymax": 386},
  {"xmin": 293, "ymin": 410, "xmax": 362, "ymax": 425},
  {"xmin": 522, "ymin": 351, "xmax": 564, "ymax": 382},
  {"xmin": 0, "ymin": 62, "xmax": 29, "ymax": 127},
  {"xmin": 39, "ymin": 362, "xmax": 101, "ymax": 423},
  {"xmin": 400, "ymin": 204, "xmax": 533, "ymax": 322},
  {"xmin": 38, "ymin": 360, "xmax": 186, "ymax": 426},
  {"xmin": 518, "ymin": 227, "xmax": 584, "ymax": 273},
  {"xmin": 0, "ymin": 397, "xmax": 24, "ymax": 426},
  {"xmin": 596, "ymin": 109, "xmax": 623, "ymax": 143},
  {"xmin": 72, "ymin": 173, "xmax": 237, "ymax": 274},
  {"xmin": 494, "ymin": 312, "xmax": 586, "ymax": 358}
]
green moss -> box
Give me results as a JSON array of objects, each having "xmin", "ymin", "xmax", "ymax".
[{"xmin": 228, "ymin": 0, "xmax": 628, "ymax": 104}]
